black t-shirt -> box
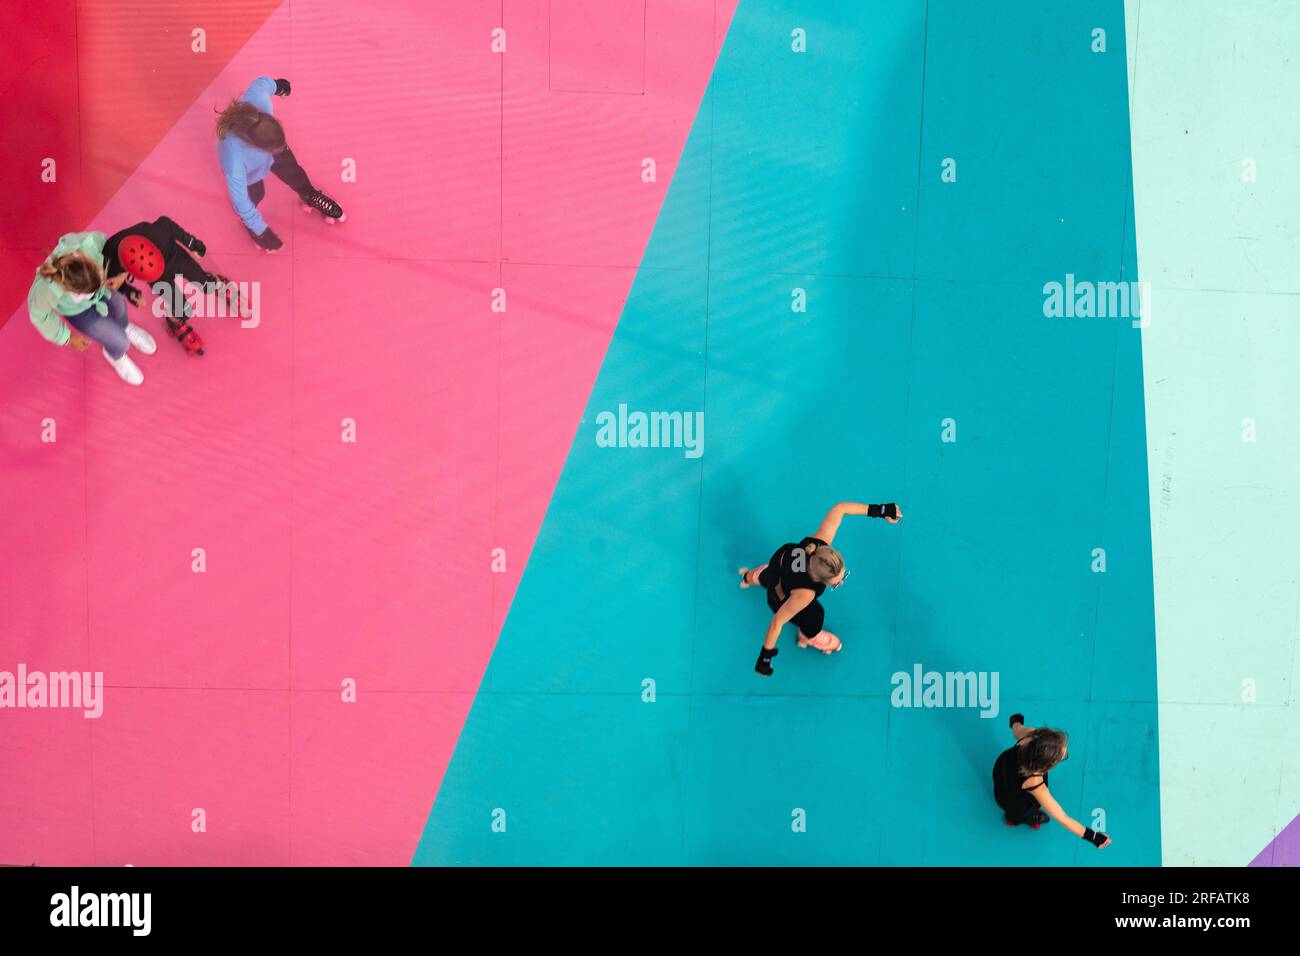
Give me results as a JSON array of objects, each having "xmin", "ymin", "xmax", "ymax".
[
  {"xmin": 993, "ymin": 742, "xmax": 1048, "ymax": 815},
  {"xmin": 766, "ymin": 536, "xmax": 829, "ymax": 599}
]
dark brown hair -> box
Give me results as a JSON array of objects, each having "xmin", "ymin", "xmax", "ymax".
[
  {"xmin": 215, "ymin": 98, "xmax": 286, "ymax": 152},
  {"xmin": 1020, "ymin": 728, "xmax": 1069, "ymax": 776},
  {"xmin": 39, "ymin": 252, "xmax": 102, "ymax": 294}
]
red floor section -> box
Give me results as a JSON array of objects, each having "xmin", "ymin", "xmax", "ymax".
[{"xmin": 0, "ymin": 0, "xmax": 284, "ymax": 324}]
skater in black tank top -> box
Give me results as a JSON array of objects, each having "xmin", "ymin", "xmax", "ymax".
[
  {"xmin": 994, "ymin": 713, "xmax": 1111, "ymax": 848},
  {"xmin": 739, "ymin": 500, "xmax": 902, "ymax": 677}
]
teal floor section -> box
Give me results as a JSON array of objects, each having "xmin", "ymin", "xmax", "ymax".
[
  {"xmin": 413, "ymin": 0, "xmax": 1160, "ymax": 866},
  {"xmin": 1124, "ymin": 0, "xmax": 1300, "ymax": 866}
]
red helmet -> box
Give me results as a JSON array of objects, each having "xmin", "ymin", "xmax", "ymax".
[{"xmin": 118, "ymin": 234, "xmax": 164, "ymax": 282}]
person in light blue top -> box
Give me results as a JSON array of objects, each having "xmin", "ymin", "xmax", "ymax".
[{"xmin": 215, "ymin": 76, "xmax": 346, "ymax": 252}]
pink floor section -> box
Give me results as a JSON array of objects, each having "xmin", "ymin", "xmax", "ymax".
[{"xmin": 0, "ymin": 0, "xmax": 736, "ymax": 865}]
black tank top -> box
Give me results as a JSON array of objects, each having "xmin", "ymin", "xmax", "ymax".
[
  {"xmin": 769, "ymin": 536, "xmax": 829, "ymax": 600},
  {"xmin": 993, "ymin": 741, "xmax": 1048, "ymax": 815}
]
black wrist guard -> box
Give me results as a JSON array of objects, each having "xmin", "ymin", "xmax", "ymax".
[
  {"xmin": 1082, "ymin": 828, "xmax": 1107, "ymax": 847},
  {"xmin": 867, "ymin": 503, "xmax": 898, "ymax": 519},
  {"xmin": 755, "ymin": 646, "xmax": 778, "ymax": 676}
]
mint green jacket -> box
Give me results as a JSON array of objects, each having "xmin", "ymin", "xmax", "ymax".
[{"xmin": 28, "ymin": 232, "xmax": 111, "ymax": 346}]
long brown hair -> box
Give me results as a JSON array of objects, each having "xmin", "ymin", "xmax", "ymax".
[
  {"xmin": 1020, "ymin": 728, "xmax": 1069, "ymax": 776},
  {"xmin": 39, "ymin": 252, "xmax": 102, "ymax": 293},
  {"xmin": 215, "ymin": 98, "xmax": 286, "ymax": 151}
]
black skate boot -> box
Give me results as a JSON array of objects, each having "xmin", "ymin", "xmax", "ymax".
[{"xmin": 299, "ymin": 189, "xmax": 346, "ymax": 224}]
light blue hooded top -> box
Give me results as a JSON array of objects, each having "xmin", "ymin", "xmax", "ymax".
[{"xmin": 217, "ymin": 77, "xmax": 278, "ymax": 236}]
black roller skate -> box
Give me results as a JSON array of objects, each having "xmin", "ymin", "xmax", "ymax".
[{"xmin": 299, "ymin": 189, "xmax": 346, "ymax": 224}]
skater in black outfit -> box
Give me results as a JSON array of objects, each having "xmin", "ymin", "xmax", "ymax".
[
  {"xmin": 103, "ymin": 217, "xmax": 238, "ymax": 356},
  {"xmin": 994, "ymin": 713, "xmax": 1111, "ymax": 848},
  {"xmin": 739, "ymin": 500, "xmax": 902, "ymax": 676}
]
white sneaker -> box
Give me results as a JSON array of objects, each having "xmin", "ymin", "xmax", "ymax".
[
  {"xmin": 103, "ymin": 348, "xmax": 144, "ymax": 386},
  {"xmin": 125, "ymin": 323, "xmax": 157, "ymax": 355}
]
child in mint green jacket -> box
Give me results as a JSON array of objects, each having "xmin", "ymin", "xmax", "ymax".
[{"xmin": 29, "ymin": 232, "xmax": 158, "ymax": 386}]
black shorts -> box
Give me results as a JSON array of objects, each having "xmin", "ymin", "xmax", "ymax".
[{"xmin": 760, "ymin": 577, "xmax": 825, "ymax": 637}]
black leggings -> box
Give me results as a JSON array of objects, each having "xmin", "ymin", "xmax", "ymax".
[
  {"xmin": 248, "ymin": 146, "xmax": 316, "ymax": 206},
  {"xmin": 153, "ymin": 218, "xmax": 216, "ymax": 286},
  {"xmin": 993, "ymin": 750, "xmax": 1050, "ymax": 824}
]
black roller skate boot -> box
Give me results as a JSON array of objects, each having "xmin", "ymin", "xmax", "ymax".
[{"xmin": 299, "ymin": 189, "xmax": 346, "ymax": 224}]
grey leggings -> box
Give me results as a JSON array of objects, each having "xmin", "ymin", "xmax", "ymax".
[{"xmin": 66, "ymin": 291, "xmax": 129, "ymax": 359}]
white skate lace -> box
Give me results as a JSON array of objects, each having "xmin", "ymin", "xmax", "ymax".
[{"xmin": 305, "ymin": 191, "xmax": 340, "ymax": 215}]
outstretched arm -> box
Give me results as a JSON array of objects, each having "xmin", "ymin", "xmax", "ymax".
[
  {"xmin": 761, "ymin": 590, "xmax": 814, "ymax": 650},
  {"xmin": 813, "ymin": 500, "xmax": 902, "ymax": 545},
  {"xmin": 1009, "ymin": 713, "xmax": 1035, "ymax": 741},
  {"xmin": 754, "ymin": 589, "xmax": 814, "ymax": 677},
  {"xmin": 1031, "ymin": 783, "xmax": 1111, "ymax": 848},
  {"xmin": 241, "ymin": 76, "xmax": 278, "ymax": 112},
  {"xmin": 219, "ymin": 148, "xmax": 269, "ymax": 236}
]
